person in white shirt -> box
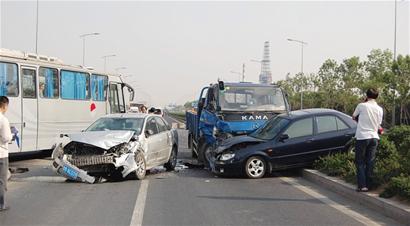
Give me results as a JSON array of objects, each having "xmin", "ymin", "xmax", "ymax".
[
  {"xmin": 352, "ymin": 88, "xmax": 383, "ymax": 192},
  {"xmin": 0, "ymin": 96, "xmax": 13, "ymax": 211}
]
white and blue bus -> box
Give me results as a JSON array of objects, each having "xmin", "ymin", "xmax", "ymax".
[{"xmin": 0, "ymin": 48, "xmax": 135, "ymax": 154}]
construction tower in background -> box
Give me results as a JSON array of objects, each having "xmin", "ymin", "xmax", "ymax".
[{"xmin": 258, "ymin": 41, "xmax": 272, "ymax": 84}]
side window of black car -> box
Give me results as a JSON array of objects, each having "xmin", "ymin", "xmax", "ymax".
[
  {"xmin": 336, "ymin": 117, "xmax": 349, "ymax": 130},
  {"xmin": 284, "ymin": 118, "xmax": 313, "ymax": 139},
  {"xmin": 316, "ymin": 116, "xmax": 338, "ymax": 134}
]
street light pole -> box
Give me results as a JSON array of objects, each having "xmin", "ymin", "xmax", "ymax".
[
  {"xmin": 35, "ymin": 0, "xmax": 39, "ymax": 54},
  {"xmin": 115, "ymin": 67, "xmax": 127, "ymax": 75},
  {"xmin": 287, "ymin": 38, "xmax": 308, "ymax": 109},
  {"xmin": 80, "ymin": 32, "xmax": 100, "ymax": 66},
  {"xmin": 230, "ymin": 63, "xmax": 245, "ymax": 82},
  {"xmin": 102, "ymin": 54, "xmax": 116, "ymax": 72}
]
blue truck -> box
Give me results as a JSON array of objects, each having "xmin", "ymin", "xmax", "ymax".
[{"xmin": 186, "ymin": 81, "xmax": 290, "ymax": 165}]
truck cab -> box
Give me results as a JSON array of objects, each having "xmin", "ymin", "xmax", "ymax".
[{"xmin": 186, "ymin": 81, "xmax": 290, "ymax": 164}]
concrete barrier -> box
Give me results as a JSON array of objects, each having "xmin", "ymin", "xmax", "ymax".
[{"xmin": 303, "ymin": 169, "xmax": 410, "ymax": 226}]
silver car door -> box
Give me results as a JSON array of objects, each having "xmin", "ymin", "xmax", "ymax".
[
  {"xmin": 155, "ymin": 117, "xmax": 172, "ymax": 163},
  {"xmin": 144, "ymin": 117, "xmax": 161, "ymax": 166}
]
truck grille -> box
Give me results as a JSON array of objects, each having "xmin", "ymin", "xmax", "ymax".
[{"xmin": 67, "ymin": 155, "xmax": 114, "ymax": 167}]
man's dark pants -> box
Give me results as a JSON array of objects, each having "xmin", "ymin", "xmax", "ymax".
[
  {"xmin": 0, "ymin": 157, "xmax": 8, "ymax": 208},
  {"xmin": 355, "ymin": 139, "xmax": 378, "ymax": 189}
]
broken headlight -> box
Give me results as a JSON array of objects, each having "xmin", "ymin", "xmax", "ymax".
[{"xmin": 219, "ymin": 152, "xmax": 235, "ymax": 161}]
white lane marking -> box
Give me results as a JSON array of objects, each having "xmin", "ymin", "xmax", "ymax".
[
  {"xmin": 280, "ymin": 177, "xmax": 383, "ymax": 226},
  {"xmin": 12, "ymin": 176, "xmax": 67, "ymax": 183},
  {"xmin": 130, "ymin": 180, "xmax": 149, "ymax": 226}
]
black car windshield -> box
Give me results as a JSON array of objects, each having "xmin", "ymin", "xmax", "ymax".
[
  {"xmin": 219, "ymin": 86, "xmax": 286, "ymax": 111},
  {"xmin": 86, "ymin": 118, "xmax": 144, "ymax": 135},
  {"xmin": 250, "ymin": 116, "xmax": 290, "ymax": 140}
]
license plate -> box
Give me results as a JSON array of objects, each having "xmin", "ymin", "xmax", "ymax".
[{"xmin": 63, "ymin": 165, "xmax": 79, "ymax": 179}]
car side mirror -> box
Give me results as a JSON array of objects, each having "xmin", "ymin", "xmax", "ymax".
[
  {"xmin": 145, "ymin": 129, "xmax": 154, "ymax": 137},
  {"xmin": 218, "ymin": 80, "xmax": 225, "ymax": 90},
  {"xmin": 279, "ymin": 134, "xmax": 289, "ymax": 142},
  {"xmin": 131, "ymin": 135, "xmax": 139, "ymax": 141},
  {"xmin": 198, "ymin": 99, "xmax": 205, "ymax": 110}
]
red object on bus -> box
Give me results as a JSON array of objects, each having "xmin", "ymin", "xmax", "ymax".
[{"xmin": 90, "ymin": 103, "xmax": 96, "ymax": 112}]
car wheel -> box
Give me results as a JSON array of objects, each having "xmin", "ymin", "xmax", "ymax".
[
  {"xmin": 245, "ymin": 156, "xmax": 266, "ymax": 179},
  {"xmin": 164, "ymin": 146, "xmax": 178, "ymax": 171},
  {"xmin": 134, "ymin": 152, "xmax": 146, "ymax": 180}
]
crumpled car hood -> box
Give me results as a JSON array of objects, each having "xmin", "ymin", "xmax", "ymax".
[
  {"xmin": 67, "ymin": 130, "xmax": 135, "ymax": 150},
  {"xmin": 217, "ymin": 135, "xmax": 264, "ymax": 152}
]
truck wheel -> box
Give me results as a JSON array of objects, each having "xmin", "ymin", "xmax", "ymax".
[
  {"xmin": 198, "ymin": 142, "xmax": 211, "ymax": 168},
  {"xmin": 244, "ymin": 156, "xmax": 266, "ymax": 179},
  {"xmin": 192, "ymin": 149, "xmax": 198, "ymax": 159},
  {"xmin": 164, "ymin": 146, "xmax": 178, "ymax": 171},
  {"xmin": 188, "ymin": 133, "xmax": 192, "ymax": 149},
  {"xmin": 134, "ymin": 152, "xmax": 146, "ymax": 180}
]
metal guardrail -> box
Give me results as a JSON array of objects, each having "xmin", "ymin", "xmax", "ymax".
[{"xmin": 168, "ymin": 112, "xmax": 186, "ymax": 123}]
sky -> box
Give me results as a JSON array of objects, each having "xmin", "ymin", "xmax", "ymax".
[{"xmin": 1, "ymin": 0, "xmax": 409, "ymax": 106}]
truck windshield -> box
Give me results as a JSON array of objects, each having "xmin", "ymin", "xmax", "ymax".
[{"xmin": 219, "ymin": 86, "xmax": 286, "ymax": 111}]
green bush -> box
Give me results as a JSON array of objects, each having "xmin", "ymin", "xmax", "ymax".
[
  {"xmin": 314, "ymin": 152, "xmax": 356, "ymax": 180},
  {"xmin": 380, "ymin": 174, "xmax": 410, "ymax": 200},
  {"xmin": 373, "ymin": 137, "xmax": 402, "ymax": 186},
  {"xmin": 386, "ymin": 125, "xmax": 410, "ymax": 152},
  {"xmin": 385, "ymin": 125, "xmax": 410, "ymax": 175}
]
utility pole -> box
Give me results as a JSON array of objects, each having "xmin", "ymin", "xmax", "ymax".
[
  {"xmin": 242, "ymin": 63, "xmax": 245, "ymax": 82},
  {"xmin": 392, "ymin": 0, "xmax": 398, "ymax": 125},
  {"xmin": 287, "ymin": 38, "xmax": 308, "ymax": 109}
]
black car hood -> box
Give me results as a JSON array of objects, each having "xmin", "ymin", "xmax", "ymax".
[{"xmin": 217, "ymin": 135, "xmax": 264, "ymax": 153}]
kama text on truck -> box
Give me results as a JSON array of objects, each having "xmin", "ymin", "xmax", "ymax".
[{"xmin": 186, "ymin": 81, "xmax": 290, "ymax": 165}]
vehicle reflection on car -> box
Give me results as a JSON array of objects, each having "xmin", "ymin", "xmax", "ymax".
[{"xmin": 207, "ymin": 108, "xmax": 357, "ymax": 179}]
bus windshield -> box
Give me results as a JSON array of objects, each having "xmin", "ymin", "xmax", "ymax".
[
  {"xmin": 86, "ymin": 117, "xmax": 144, "ymax": 135},
  {"xmin": 219, "ymin": 86, "xmax": 286, "ymax": 111}
]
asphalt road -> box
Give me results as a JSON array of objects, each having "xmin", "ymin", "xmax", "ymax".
[{"xmin": 0, "ymin": 115, "xmax": 404, "ymax": 226}]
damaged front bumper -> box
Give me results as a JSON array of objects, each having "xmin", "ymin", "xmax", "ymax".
[
  {"xmin": 51, "ymin": 142, "xmax": 140, "ymax": 184},
  {"xmin": 52, "ymin": 155, "xmax": 96, "ymax": 184},
  {"xmin": 206, "ymin": 147, "xmax": 244, "ymax": 177}
]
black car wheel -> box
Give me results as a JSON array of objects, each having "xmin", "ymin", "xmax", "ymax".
[
  {"xmin": 164, "ymin": 146, "xmax": 178, "ymax": 171},
  {"xmin": 245, "ymin": 156, "xmax": 266, "ymax": 179},
  {"xmin": 135, "ymin": 151, "xmax": 146, "ymax": 180}
]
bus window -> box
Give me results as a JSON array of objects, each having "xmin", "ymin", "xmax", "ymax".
[
  {"xmin": 0, "ymin": 62, "xmax": 18, "ymax": 97},
  {"xmin": 109, "ymin": 83, "xmax": 120, "ymax": 113},
  {"xmin": 60, "ymin": 70, "xmax": 90, "ymax": 100},
  {"xmin": 22, "ymin": 68, "xmax": 37, "ymax": 98},
  {"xmin": 39, "ymin": 67, "xmax": 59, "ymax": 98},
  {"xmin": 91, "ymin": 74, "xmax": 108, "ymax": 101}
]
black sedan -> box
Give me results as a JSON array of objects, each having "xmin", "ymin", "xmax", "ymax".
[{"xmin": 207, "ymin": 108, "xmax": 357, "ymax": 179}]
